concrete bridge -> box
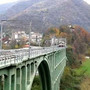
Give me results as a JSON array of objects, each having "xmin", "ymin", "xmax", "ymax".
[{"xmin": 0, "ymin": 46, "xmax": 67, "ymax": 90}]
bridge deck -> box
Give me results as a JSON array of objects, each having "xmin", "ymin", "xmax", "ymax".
[{"xmin": 0, "ymin": 46, "xmax": 65, "ymax": 69}]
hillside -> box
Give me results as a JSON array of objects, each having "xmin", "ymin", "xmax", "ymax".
[
  {"xmin": 0, "ymin": 0, "xmax": 90, "ymax": 32},
  {"xmin": 0, "ymin": 2, "xmax": 16, "ymax": 14},
  {"xmin": 43, "ymin": 24, "xmax": 90, "ymax": 56}
]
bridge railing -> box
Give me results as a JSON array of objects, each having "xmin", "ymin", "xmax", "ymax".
[{"xmin": 0, "ymin": 46, "xmax": 65, "ymax": 68}]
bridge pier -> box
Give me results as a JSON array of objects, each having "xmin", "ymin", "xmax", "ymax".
[
  {"xmin": 0, "ymin": 76, "xmax": 2, "ymax": 90},
  {"xmin": 16, "ymin": 68, "xmax": 20, "ymax": 90},
  {"xmin": 11, "ymin": 75, "xmax": 15, "ymax": 90},
  {"xmin": 27, "ymin": 64, "xmax": 30, "ymax": 85},
  {"xmin": 4, "ymin": 75, "xmax": 10, "ymax": 90}
]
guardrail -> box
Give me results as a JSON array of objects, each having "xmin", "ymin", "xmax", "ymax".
[{"xmin": 0, "ymin": 46, "xmax": 65, "ymax": 68}]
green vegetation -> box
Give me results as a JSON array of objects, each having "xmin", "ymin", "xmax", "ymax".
[
  {"xmin": 80, "ymin": 78, "xmax": 90, "ymax": 90},
  {"xmin": 75, "ymin": 59, "xmax": 90, "ymax": 76},
  {"xmin": 66, "ymin": 47, "xmax": 80, "ymax": 68},
  {"xmin": 75, "ymin": 59, "xmax": 90, "ymax": 90},
  {"xmin": 31, "ymin": 75, "xmax": 42, "ymax": 90},
  {"xmin": 60, "ymin": 47, "xmax": 85, "ymax": 90},
  {"xmin": 60, "ymin": 67, "xmax": 83, "ymax": 90},
  {"xmin": 60, "ymin": 58, "xmax": 90, "ymax": 90}
]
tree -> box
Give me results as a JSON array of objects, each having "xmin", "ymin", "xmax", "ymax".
[
  {"xmin": 85, "ymin": 48, "xmax": 90, "ymax": 57},
  {"xmin": 45, "ymin": 27, "xmax": 60, "ymax": 38},
  {"xmin": 60, "ymin": 67, "xmax": 82, "ymax": 90}
]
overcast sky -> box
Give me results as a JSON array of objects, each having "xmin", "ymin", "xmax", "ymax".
[
  {"xmin": 0, "ymin": 0, "xmax": 90, "ymax": 5},
  {"xmin": 84, "ymin": 0, "xmax": 90, "ymax": 4},
  {"xmin": 0, "ymin": 0, "xmax": 18, "ymax": 4}
]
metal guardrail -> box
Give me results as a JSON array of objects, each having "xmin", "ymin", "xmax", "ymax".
[{"xmin": 0, "ymin": 42, "xmax": 66, "ymax": 68}]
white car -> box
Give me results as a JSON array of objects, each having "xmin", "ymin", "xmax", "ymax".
[{"xmin": 58, "ymin": 41, "xmax": 65, "ymax": 47}]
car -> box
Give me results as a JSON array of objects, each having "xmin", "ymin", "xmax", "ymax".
[{"xmin": 58, "ymin": 41, "xmax": 65, "ymax": 47}]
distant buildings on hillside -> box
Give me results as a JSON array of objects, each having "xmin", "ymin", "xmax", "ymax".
[
  {"xmin": 30, "ymin": 32, "xmax": 42, "ymax": 44},
  {"xmin": 1, "ymin": 31, "xmax": 43, "ymax": 46},
  {"xmin": 12, "ymin": 31, "xmax": 27, "ymax": 40},
  {"xmin": 0, "ymin": 30, "xmax": 66, "ymax": 47}
]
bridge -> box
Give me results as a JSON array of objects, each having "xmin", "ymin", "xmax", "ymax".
[{"xmin": 0, "ymin": 45, "xmax": 67, "ymax": 90}]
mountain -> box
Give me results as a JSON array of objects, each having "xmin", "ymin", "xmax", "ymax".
[
  {"xmin": 0, "ymin": 0, "xmax": 90, "ymax": 33},
  {"xmin": 0, "ymin": 0, "xmax": 45, "ymax": 20},
  {"xmin": 0, "ymin": 2, "xmax": 17, "ymax": 14}
]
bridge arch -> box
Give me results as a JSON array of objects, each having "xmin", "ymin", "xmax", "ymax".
[
  {"xmin": 31, "ymin": 60, "xmax": 51, "ymax": 90},
  {"xmin": 38, "ymin": 60, "xmax": 51, "ymax": 90}
]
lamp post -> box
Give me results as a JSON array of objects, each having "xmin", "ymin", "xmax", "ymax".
[
  {"xmin": 0, "ymin": 20, "xmax": 18, "ymax": 49},
  {"xmin": 0, "ymin": 23, "xmax": 3, "ymax": 49},
  {"xmin": 0, "ymin": 20, "xmax": 7, "ymax": 49},
  {"xmin": 29, "ymin": 22, "xmax": 32, "ymax": 57}
]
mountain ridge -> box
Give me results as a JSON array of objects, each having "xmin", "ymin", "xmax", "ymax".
[
  {"xmin": 0, "ymin": 2, "xmax": 17, "ymax": 14},
  {"xmin": 0, "ymin": 0, "xmax": 90, "ymax": 32}
]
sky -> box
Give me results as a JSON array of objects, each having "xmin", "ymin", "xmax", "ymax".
[
  {"xmin": 0, "ymin": 0, "xmax": 19, "ymax": 5},
  {"xmin": 84, "ymin": 0, "xmax": 90, "ymax": 4},
  {"xmin": 0, "ymin": 0, "xmax": 90, "ymax": 5}
]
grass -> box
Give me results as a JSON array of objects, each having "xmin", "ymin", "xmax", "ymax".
[
  {"xmin": 75, "ymin": 59, "xmax": 90, "ymax": 76},
  {"xmin": 75, "ymin": 59, "xmax": 90, "ymax": 90}
]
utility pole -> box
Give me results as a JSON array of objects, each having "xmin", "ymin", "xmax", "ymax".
[
  {"xmin": 39, "ymin": 37, "xmax": 40, "ymax": 47},
  {"xmin": 0, "ymin": 23, "xmax": 2, "ymax": 49},
  {"xmin": 0, "ymin": 20, "xmax": 14, "ymax": 49},
  {"xmin": 29, "ymin": 22, "xmax": 32, "ymax": 57}
]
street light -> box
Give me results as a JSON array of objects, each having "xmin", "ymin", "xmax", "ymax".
[
  {"xmin": 29, "ymin": 22, "xmax": 32, "ymax": 57},
  {"xmin": 0, "ymin": 22, "xmax": 3, "ymax": 49},
  {"xmin": 0, "ymin": 20, "xmax": 16, "ymax": 49},
  {"xmin": 0, "ymin": 20, "xmax": 32, "ymax": 51},
  {"xmin": 0, "ymin": 19, "xmax": 26, "ymax": 49},
  {"xmin": 0, "ymin": 20, "xmax": 8, "ymax": 49}
]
